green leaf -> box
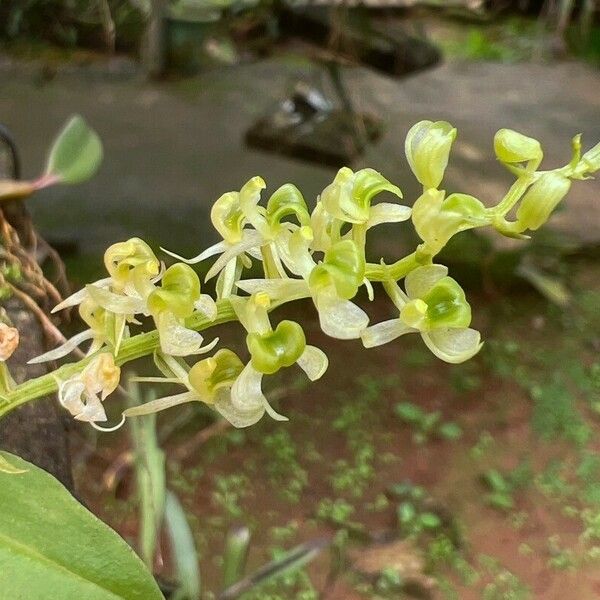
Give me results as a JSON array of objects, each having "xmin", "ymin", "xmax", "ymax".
[
  {"xmin": 0, "ymin": 453, "xmax": 27, "ymax": 474},
  {"xmin": 222, "ymin": 526, "xmax": 250, "ymax": 589},
  {"xmin": 164, "ymin": 492, "xmax": 201, "ymax": 600},
  {"xmin": 45, "ymin": 115, "xmax": 103, "ymax": 184},
  {"xmin": 0, "ymin": 451, "xmax": 164, "ymax": 600},
  {"xmin": 128, "ymin": 382, "xmax": 166, "ymax": 570},
  {"xmin": 438, "ymin": 422, "xmax": 463, "ymax": 441},
  {"xmin": 394, "ymin": 402, "xmax": 424, "ymax": 424},
  {"xmin": 419, "ymin": 512, "xmax": 442, "ymax": 529}
]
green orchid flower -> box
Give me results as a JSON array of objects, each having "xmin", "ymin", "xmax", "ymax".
[
  {"xmin": 163, "ymin": 178, "xmax": 310, "ymax": 295},
  {"xmin": 147, "ymin": 263, "xmax": 218, "ymax": 356},
  {"xmin": 238, "ymin": 231, "xmax": 370, "ymax": 340},
  {"xmin": 412, "ymin": 189, "xmax": 489, "ymax": 255},
  {"xmin": 57, "ymin": 353, "xmax": 120, "ymax": 426},
  {"xmin": 125, "ymin": 293, "xmax": 328, "ymax": 428},
  {"xmin": 361, "ymin": 265, "xmax": 482, "ymax": 363},
  {"xmin": 320, "ymin": 167, "xmax": 407, "ymax": 225}
]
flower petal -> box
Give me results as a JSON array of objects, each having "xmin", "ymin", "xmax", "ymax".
[
  {"xmin": 361, "ymin": 319, "xmax": 414, "ymax": 348},
  {"xmin": 195, "ymin": 294, "xmax": 218, "ymax": 321},
  {"xmin": 366, "ymin": 203, "xmax": 411, "ymax": 229},
  {"xmin": 212, "ymin": 364, "xmax": 270, "ymax": 427},
  {"xmin": 231, "ymin": 363, "xmax": 265, "ymax": 411},
  {"xmin": 86, "ymin": 284, "xmax": 145, "ymax": 315},
  {"xmin": 74, "ymin": 394, "xmax": 107, "ymax": 423},
  {"xmin": 156, "ymin": 311, "xmax": 207, "ymax": 356},
  {"xmin": 421, "ymin": 327, "xmax": 483, "ymax": 364},
  {"xmin": 160, "ymin": 240, "xmax": 228, "ymax": 265},
  {"xmin": 236, "ymin": 278, "xmax": 309, "ymax": 302},
  {"xmin": 28, "ymin": 329, "xmax": 94, "ymax": 364},
  {"xmin": 229, "ymin": 363, "xmax": 288, "ymax": 423},
  {"xmin": 297, "ymin": 345, "xmax": 328, "ymax": 381},
  {"xmin": 213, "ymin": 393, "xmax": 265, "ymax": 428},
  {"xmin": 58, "ymin": 380, "xmax": 86, "ymax": 416},
  {"xmin": 404, "ymin": 264, "xmax": 448, "ymax": 299},
  {"xmin": 51, "ymin": 278, "xmax": 111, "ymax": 313},
  {"xmin": 215, "ymin": 257, "xmax": 239, "ymax": 299},
  {"xmin": 262, "ymin": 397, "xmax": 289, "ymax": 422},
  {"xmin": 123, "ymin": 391, "xmax": 199, "ymax": 417},
  {"xmin": 206, "ymin": 230, "xmax": 262, "ymax": 281},
  {"xmin": 315, "ymin": 288, "xmax": 369, "ymax": 340}
]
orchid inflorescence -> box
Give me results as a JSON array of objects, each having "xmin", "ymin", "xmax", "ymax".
[{"xmin": 2, "ymin": 120, "xmax": 599, "ymax": 430}]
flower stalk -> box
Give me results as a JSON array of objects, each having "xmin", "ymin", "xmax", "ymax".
[{"xmin": 1, "ymin": 119, "xmax": 598, "ymax": 430}]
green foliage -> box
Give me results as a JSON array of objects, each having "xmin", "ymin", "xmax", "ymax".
[
  {"xmin": 397, "ymin": 501, "xmax": 442, "ymax": 536},
  {"xmin": 262, "ymin": 430, "xmax": 308, "ymax": 504},
  {"xmin": 577, "ymin": 453, "xmax": 600, "ymax": 506},
  {"xmin": 330, "ymin": 443, "xmax": 375, "ymax": 497},
  {"xmin": 546, "ymin": 535, "xmax": 577, "ymax": 571},
  {"xmin": 0, "ymin": 451, "xmax": 163, "ymax": 600},
  {"xmin": 129, "ymin": 384, "xmax": 166, "ymax": 569},
  {"xmin": 374, "ymin": 567, "xmax": 405, "ymax": 596},
  {"xmin": 212, "ymin": 474, "xmax": 248, "ymax": 519},
  {"xmin": 394, "ymin": 401, "xmax": 462, "ymax": 444},
  {"xmin": 46, "ymin": 114, "xmax": 103, "ymax": 184},
  {"xmin": 530, "ymin": 380, "xmax": 590, "ymax": 447},
  {"xmin": 450, "ymin": 363, "xmax": 482, "ymax": 394},
  {"xmin": 0, "ymin": 0, "xmax": 145, "ymax": 48},
  {"xmin": 0, "ymin": 453, "xmax": 27, "ymax": 474},
  {"xmin": 0, "ymin": 115, "xmax": 102, "ymax": 203},
  {"xmin": 481, "ymin": 463, "xmax": 532, "ymax": 512},
  {"xmin": 164, "ymin": 492, "xmax": 201, "ymax": 600},
  {"xmin": 222, "ymin": 526, "xmax": 250, "ymax": 589},
  {"xmin": 478, "ymin": 555, "xmax": 530, "ymax": 599},
  {"xmin": 535, "ymin": 460, "xmax": 575, "ymax": 500},
  {"xmin": 316, "ymin": 498, "xmax": 355, "ymax": 526}
]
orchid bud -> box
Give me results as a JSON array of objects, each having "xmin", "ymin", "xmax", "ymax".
[
  {"xmin": 104, "ymin": 238, "xmax": 160, "ymax": 287},
  {"xmin": 405, "ymin": 120, "xmax": 457, "ymax": 189},
  {"xmin": 494, "ymin": 129, "xmax": 542, "ymax": 168},
  {"xmin": 211, "ymin": 192, "xmax": 245, "ymax": 244},
  {"xmin": 0, "ymin": 323, "xmax": 19, "ymax": 361},
  {"xmin": 581, "ymin": 142, "xmax": 600, "ymax": 174},
  {"xmin": 266, "ymin": 183, "xmax": 310, "ymax": 229},
  {"xmin": 188, "ymin": 349, "xmax": 244, "ymax": 403},
  {"xmin": 247, "ymin": 320, "xmax": 306, "ymax": 375},
  {"xmin": 148, "ymin": 263, "xmax": 201, "ymax": 319},
  {"xmin": 515, "ymin": 172, "xmax": 571, "ymax": 231},
  {"xmin": 309, "ymin": 239, "xmax": 365, "ymax": 300},
  {"xmin": 321, "ymin": 167, "xmax": 402, "ymax": 224}
]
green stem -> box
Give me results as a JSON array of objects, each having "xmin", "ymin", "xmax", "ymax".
[
  {"xmin": 489, "ymin": 175, "xmax": 533, "ymax": 217},
  {"xmin": 365, "ymin": 252, "xmax": 419, "ymax": 282},
  {"xmin": 0, "ymin": 300, "xmax": 237, "ymax": 419}
]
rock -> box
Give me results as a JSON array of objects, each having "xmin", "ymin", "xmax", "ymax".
[{"xmin": 350, "ymin": 539, "xmax": 436, "ymax": 598}]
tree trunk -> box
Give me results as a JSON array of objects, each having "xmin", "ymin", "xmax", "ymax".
[{"xmin": 0, "ymin": 201, "xmax": 73, "ymax": 491}]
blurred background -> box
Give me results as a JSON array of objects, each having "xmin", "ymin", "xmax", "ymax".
[{"xmin": 1, "ymin": 1, "xmax": 600, "ymax": 598}]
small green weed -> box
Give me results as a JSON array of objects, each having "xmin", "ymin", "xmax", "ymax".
[
  {"xmin": 481, "ymin": 462, "xmax": 532, "ymax": 512},
  {"xmin": 394, "ymin": 402, "xmax": 462, "ymax": 444},
  {"xmin": 530, "ymin": 380, "xmax": 590, "ymax": 447},
  {"xmin": 330, "ymin": 443, "xmax": 375, "ymax": 497},
  {"xmin": 212, "ymin": 474, "xmax": 248, "ymax": 519},
  {"xmin": 262, "ymin": 430, "xmax": 308, "ymax": 504}
]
